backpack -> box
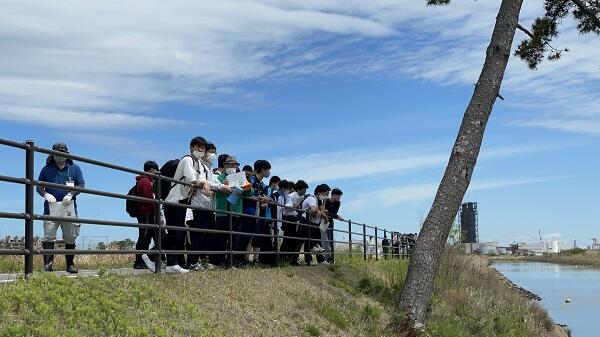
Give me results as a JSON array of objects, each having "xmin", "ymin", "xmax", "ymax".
[
  {"xmin": 159, "ymin": 155, "xmax": 209, "ymax": 201},
  {"xmin": 125, "ymin": 184, "xmax": 139, "ymax": 218},
  {"xmin": 297, "ymin": 194, "xmax": 311, "ymax": 220}
]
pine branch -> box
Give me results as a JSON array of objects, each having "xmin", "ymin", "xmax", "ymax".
[
  {"xmin": 571, "ymin": 0, "xmax": 600, "ymax": 29},
  {"xmin": 517, "ymin": 23, "xmax": 535, "ymax": 38}
]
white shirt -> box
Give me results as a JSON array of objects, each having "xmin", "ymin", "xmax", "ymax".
[
  {"xmin": 166, "ymin": 156, "xmax": 203, "ymax": 203},
  {"xmin": 302, "ymin": 195, "xmax": 320, "ymax": 224},
  {"xmin": 284, "ymin": 192, "xmax": 302, "ymax": 216},
  {"xmin": 190, "ymin": 160, "xmax": 225, "ymax": 209}
]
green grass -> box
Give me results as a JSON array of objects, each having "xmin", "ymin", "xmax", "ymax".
[{"xmin": 0, "ymin": 253, "xmax": 563, "ymax": 337}]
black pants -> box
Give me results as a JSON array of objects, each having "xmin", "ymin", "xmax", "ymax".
[
  {"xmin": 164, "ymin": 201, "xmax": 188, "ymax": 267},
  {"xmin": 187, "ymin": 209, "xmax": 214, "ymax": 266},
  {"xmin": 256, "ymin": 219, "xmax": 275, "ymax": 265},
  {"xmin": 327, "ymin": 222, "xmax": 334, "ymax": 263},
  {"xmin": 234, "ymin": 215, "xmax": 255, "ymax": 265},
  {"xmin": 135, "ymin": 214, "xmax": 157, "ymax": 265},
  {"xmin": 296, "ymin": 220, "xmax": 324, "ymax": 264},
  {"xmin": 213, "ymin": 216, "xmax": 230, "ymax": 266},
  {"xmin": 279, "ymin": 215, "xmax": 299, "ymax": 264}
]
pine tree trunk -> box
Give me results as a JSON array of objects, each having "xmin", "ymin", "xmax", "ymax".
[{"xmin": 397, "ymin": 0, "xmax": 524, "ymax": 331}]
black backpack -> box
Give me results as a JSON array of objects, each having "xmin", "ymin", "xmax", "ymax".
[
  {"xmin": 297, "ymin": 194, "xmax": 311, "ymax": 220},
  {"xmin": 159, "ymin": 155, "xmax": 208, "ymax": 200},
  {"xmin": 159, "ymin": 158, "xmax": 183, "ymax": 200},
  {"xmin": 125, "ymin": 184, "xmax": 139, "ymax": 218}
]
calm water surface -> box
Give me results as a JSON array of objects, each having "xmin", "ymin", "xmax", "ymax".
[{"xmin": 492, "ymin": 261, "xmax": 600, "ymax": 337}]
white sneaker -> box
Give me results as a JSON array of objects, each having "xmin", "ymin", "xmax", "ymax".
[
  {"xmin": 188, "ymin": 263, "xmax": 204, "ymax": 271},
  {"xmin": 320, "ymin": 261, "xmax": 330, "ymax": 265},
  {"xmin": 310, "ymin": 260, "xmax": 318, "ymax": 266},
  {"xmin": 310, "ymin": 245, "xmax": 325, "ymax": 254},
  {"xmin": 204, "ymin": 262, "xmax": 215, "ymax": 270},
  {"xmin": 165, "ymin": 265, "xmax": 190, "ymax": 274},
  {"xmin": 141, "ymin": 254, "xmax": 156, "ymax": 272}
]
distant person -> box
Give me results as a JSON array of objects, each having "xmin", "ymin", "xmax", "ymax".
[
  {"xmin": 163, "ymin": 136, "xmax": 211, "ymax": 274},
  {"xmin": 300, "ymin": 184, "xmax": 328, "ymax": 265},
  {"xmin": 276, "ymin": 180, "xmax": 296, "ymax": 264},
  {"xmin": 324, "ymin": 188, "xmax": 344, "ymax": 263},
  {"xmin": 37, "ymin": 142, "xmax": 85, "ymax": 274},
  {"xmin": 242, "ymin": 165, "xmax": 253, "ymax": 181},
  {"xmin": 382, "ymin": 234, "xmax": 390, "ymax": 260},
  {"xmin": 133, "ymin": 161, "xmax": 160, "ymax": 270},
  {"xmin": 280, "ymin": 180, "xmax": 308, "ymax": 265}
]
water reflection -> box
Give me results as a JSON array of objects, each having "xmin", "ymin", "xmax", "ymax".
[{"xmin": 493, "ymin": 261, "xmax": 600, "ymax": 337}]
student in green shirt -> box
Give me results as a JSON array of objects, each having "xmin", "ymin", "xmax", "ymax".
[{"xmin": 215, "ymin": 156, "xmax": 252, "ymax": 267}]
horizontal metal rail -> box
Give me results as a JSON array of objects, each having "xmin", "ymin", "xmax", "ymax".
[{"xmin": 0, "ymin": 137, "xmax": 417, "ymax": 275}]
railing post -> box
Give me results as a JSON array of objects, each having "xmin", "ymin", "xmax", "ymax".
[
  {"xmin": 362, "ymin": 223, "xmax": 367, "ymax": 261},
  {"xmin": 153, "ymin": 175, "xmax": 162, "ymax": 274},
  {"xmin": 274, "ymin": 216, "xmax": 280, "ymax": 267},
  {"xmin": 228, "ymin": 206, "xmax": 234, "ymax": 268},
  {"xmin": 375, "ymin": 227, "xmax": 379, "ymax": 262},
  {"xmin": 307, "ymin": 211, "xmax": 311, "ymax": 265},
  {"xmin": 24, "ymin": 140, "xmax": 34, "ymax": 276},
  {"xmin": 347, "ymin": 220, "xmax": 352, "ymax": 258}
]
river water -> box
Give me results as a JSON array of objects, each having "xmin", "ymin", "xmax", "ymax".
[{"xmin": 492, "ymin": 261, "xmax": 600, "ymax": 337}]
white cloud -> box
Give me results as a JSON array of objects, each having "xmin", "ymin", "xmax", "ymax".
[
  {"xmin": 272, "ymin": 142, "xmax": 569, "ymax": 183},
  {"xmin": 344, "ymin": 175, "xmax": 561, "ymax": 212},
  {"xmin": 0, "ymin": 107, "xmax": 183, "ymax": 129},
  {"xmin": 1, "ymin": 0, "xmax": 598, "ymax": 133}
]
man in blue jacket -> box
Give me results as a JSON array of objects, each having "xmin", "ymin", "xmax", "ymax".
[{"xmin": 36, "ymin": 142, "xmax": 85, "ymax": 273}]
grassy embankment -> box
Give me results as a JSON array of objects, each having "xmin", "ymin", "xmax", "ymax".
[{"xmin": 0, "ymin": 253, "xmax": 565, "ymax": 337}]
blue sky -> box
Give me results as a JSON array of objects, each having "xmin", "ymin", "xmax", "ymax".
[{"xmin": 1, "ymin": 0, "xmax": 599, "ymax": 247}]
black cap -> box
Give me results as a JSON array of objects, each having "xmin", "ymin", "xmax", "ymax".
[{"xmin": 52, "ymin": 142, "xmax": 69, "ymax": 153}]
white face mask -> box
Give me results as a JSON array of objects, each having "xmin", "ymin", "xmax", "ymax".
[
  {"xmin": 319, "ymin": 195, "xmax": 327, "ymax": 201},
  {"xmin": 192, "ymin": 150, "xmax": 204, "ymax": 159},
  {"xmin": 226, "ymin": 168, "xmax": 236, "ymax": 175},
  {"xmin": 205, "ymin": 153, "xmax": 216, "ymax": 163},
  {"xmin": 264, "ymin": 170, "xmax": 271, "ymax": 178}
]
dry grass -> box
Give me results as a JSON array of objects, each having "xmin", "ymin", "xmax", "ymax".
[{"xmin": 0, "ymin": 254, "xmax": 134, "ymax": 273}]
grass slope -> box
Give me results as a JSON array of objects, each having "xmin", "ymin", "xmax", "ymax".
[{"xmin": 0, "ymin": 254, "xmax": 564, "ymax": 337}]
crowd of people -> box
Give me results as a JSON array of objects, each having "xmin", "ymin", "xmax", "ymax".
[{"xmin": 35, "ymin": 137, "xmax": 348, "ymax": 274}]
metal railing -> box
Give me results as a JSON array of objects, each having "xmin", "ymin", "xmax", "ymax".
[{"xmin": 0, "ymin": 138, "xmax": 416, "ymax": 275}]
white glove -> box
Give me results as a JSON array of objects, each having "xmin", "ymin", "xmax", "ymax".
[
  {"xmin": 62, "ymin": 193, "xmax": 73, "ymax": 206},
  {"xmin": 44, "ymin": 193, "xmax": 56, "ymax": 203}
]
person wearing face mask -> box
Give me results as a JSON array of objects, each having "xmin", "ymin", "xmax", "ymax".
[
  {"xmin": 276, "ymin": 180, "xmax": 296, "ymax": 264},
  {"xmin": 283, "ymin": 180, "xmax": 309, "ymax": 265},
  {"xmin": 299, "ymin": 184, "xmax": 329, "ymax": 266},
  {"xmin": 242, "ymin": 160, "xmax": 272, "ymax": 265},
  {"xmin": 36, "ymin": 142, "xmax": 85, "ymax": 273},
  {"xmin": 163, "ymin": 136, "xmax": 212, "ymax": 274},
  {"xmin": 188, "ymin": 142, "xmax": 231, "ymax": 270},
  {"xmin": 214, "ymin": 156, "xmax": 245, "ymax": 267},
  {"xmin": 316, "ymin": 184, "xmax": 333, "ymax": 264},
  {"xmin": 133, "ymin": 161, "xmax": 162, "ymax": 270},
  {"xmin": 323, "ymin": 187, "xmax": 343, "ymax": 264}
]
